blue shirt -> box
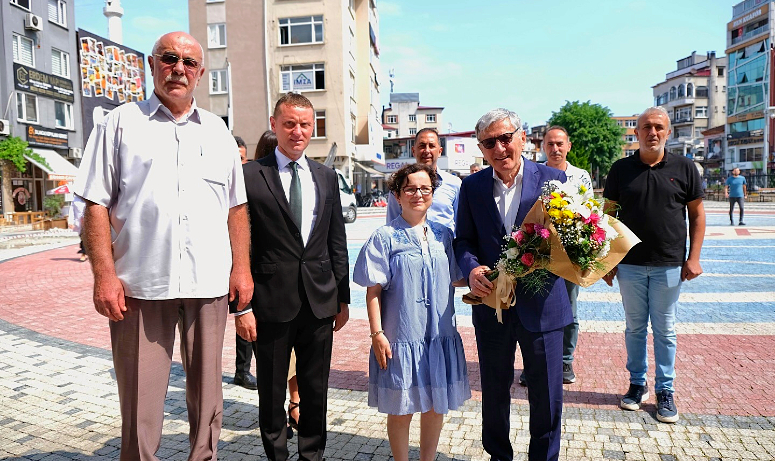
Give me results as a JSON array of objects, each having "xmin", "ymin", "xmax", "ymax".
[
  {"xmin": 386, "ymin": 168, "xmax": 461, "ymax": 233},
  {"xmin": 725, "ymin": 175, "xmax": 746, "ymax": 198}
]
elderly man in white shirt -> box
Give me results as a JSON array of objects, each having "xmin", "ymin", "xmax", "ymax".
[{"xmin": 74, "ymin": 31, "xmax": 252, "ymax": 461}]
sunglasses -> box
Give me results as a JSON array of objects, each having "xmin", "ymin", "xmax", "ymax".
[
  {"xmin": 154, "ymin": 53, "xmax": 200, "ymax": 69},
  {"xmin": 479, "ymin": 129, "xmax": 519, "ymax": 150}
]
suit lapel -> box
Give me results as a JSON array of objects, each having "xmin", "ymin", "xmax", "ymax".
[
  {"xmin": 259, "ymin": 155, "xmax": 296, "ymax": 229},
  {"xmin": 515, "ymin": 159, "xmax": 540, "ymax": 227},
  {"xmin": 308, "ymin": 160, "xmax": 325, "ymax": 233}
]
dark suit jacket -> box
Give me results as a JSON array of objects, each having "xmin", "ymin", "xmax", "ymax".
[
  {"xmin": 240, "ymin": 154, "xmax": 350, "ymax": 322},
  {"xmin": 454, "ymin": 160, "xmax": 572, "ymax": 332}
]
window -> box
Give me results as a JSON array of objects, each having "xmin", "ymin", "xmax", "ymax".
[
  {"xmin": 51, "ymin": 48, "xmax": 70, "ymax": 78},
  {"xmin": 11, "ymin": 0, "xmax": 31, "ymax": 10},
  {"xmin": 426, "ymin": 114, "xmax": 436, "ymax": 123},
  {"xmin": 386, "ymin": 115, "xmax": 397, "ymax": 124},
  {"xmin": 48, "ymin": 0, "xmax": 67, "ymax": 27},
  {"xmin": 675, "ymin": 106, "xmax": 691, "ymax": 122},
  {"xmin": 739, "ymin": 147, "xmax": 763, "ymax": 162},
  {"xmin": 16, "ymin": 93, "xmax": 38, "ymax": 123},
  {"xmin": 209, "ymin": 69, "xmax": 228, "ymax": 94},
  {"xmin": 616, "ymin": 120, "xmax": 623, "ymax": 126},
  {"xmin": 280, "ymin": 63, "xmax": 325, "ymax": 92},
  {"xmin": 207, "ymin": 24, "xmax": 227, "ymax": 48},
  {"xmin": 313, "ymin": 110, "xmax": 326, "ymax": 138},
  {"xmin": 279, "ymin": 16, "xmax": 324, "ymax": 45},
  {"xmin": 409, "ymin": 128, "xmax": 417, "ymax": 135},
  {"xmin": 669, "ymin": 86, "xmax": 676, "ymax": 101},
  {"xmin": 625, "ymin": 119, "xmax": 637, "ymax": 128},
  {"xmin": 696, "ymin": 86, "xmax": 709, "ymax": 98},
  {"xmin": 625, "ymin": 149, "xmax": 636, "ymax": 157},
  {"xmin": 687, "ymin": 83, "xmax": 693, "ymax": 97},
  {"xmin": 718, "ymin": 68, "xmax": 724, "ymax": 77},
  {"xmin": 351, "ymin": 115, "xmax": 357, "ymax": 142},
  {"xmin": 624, "ymin": 135, "xmax": 637, "ymax": 143},
  {"xmin": 55, "ymin": 101, "xmax": 73, "ymax": 129},
  {"xmin": 12, "ymin": 34, "xmax": 34, "ymax": 67},
  {"xmin": 677, "ymin": 84, "xmax": 685, "ymax": 98},
  {"xmin": 408, "ymin": 114, "xmax": 416, "ymax": 122},
  {"xmin": 695, "ymin": 106, "xmax": 708, "ymax": 118}
]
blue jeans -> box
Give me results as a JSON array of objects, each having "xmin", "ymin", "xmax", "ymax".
[{"xmin": 616, "ymin": 264, "xmax": 682, "ymax": 393}]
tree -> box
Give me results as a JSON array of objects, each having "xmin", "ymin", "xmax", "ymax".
[
  {"xmin": 0, "ymin": 136, "xmax": 48, "ymax": 214},
  {"xmin": 546, "ymin": 101, "xmax": 625, "ymax": 178}
]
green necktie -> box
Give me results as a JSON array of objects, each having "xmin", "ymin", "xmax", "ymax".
[{"xmin": 289, "ymin": 161, "xmax": 302, "ymax": 228}]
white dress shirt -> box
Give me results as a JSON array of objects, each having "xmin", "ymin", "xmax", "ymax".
[
  {"xmin": 493, "ymin": 158, "xmax": 525, "ymax": 232},
  {"xmin": 74, "ymin": 92, "xmax": 247, "ymax": 300},
  {"xmin": 274, "ymin": 149, "xmax": 317, "ymax": 246}
]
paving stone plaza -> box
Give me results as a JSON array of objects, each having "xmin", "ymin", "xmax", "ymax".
[{"xmin": 0, "ymin": 201, "xmax": 773, "ymax": 460}]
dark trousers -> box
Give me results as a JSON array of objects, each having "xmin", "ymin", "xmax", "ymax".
[
  {"xmin": 254, "ymin": 302, "xmax": 334, "ymax": 461},
  {"xmin": 729, "ymin": 197, "xmax": 744, "ymax": 222},
  {"xmin": 473, "ymin": 305, "xmax": 564, "ymax": 461},
  {"xmin": 562, "ymin": 280, "xmax": 580, "ymax": 364},
  {"xmin": 235, "ymin": 334, "xmax": 253, "ymax": 373}
]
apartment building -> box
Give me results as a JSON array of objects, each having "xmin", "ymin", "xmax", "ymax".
[
  {"xmin": 652, "ymin": 51, "xmax": 727, "ymax": 160},
  {"xmin": 611, "ymin": 115, "xmax": 640, "ymax": 157},
  {"xmin": 381, "ymin": 93, "xmax": 443, "ymax": 138},
  {"xmin": 0, "ymin": 0, "xmax": 82, "ymax": 216},
  {"xmin": 188, "ymin": 0, "xmax": 383, "ymax": 180}
]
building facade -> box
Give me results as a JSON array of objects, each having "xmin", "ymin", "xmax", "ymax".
[
  {"xmin": 611, "ymin": 115, "xmax": 640, "ymax": 157},
  {"xmin": 0, "ymin": 0, "xmax": 83, "ymax": 217},
  {"xmin": 653, "ymin": 51, "xmax": 727, "ymax": 161},
  {"xmin": 726, "ymin": 0, "xmax": 774, "ymax": 177},
  {"xmin": 381, "ymin": 93, "xmax": 443, "ymax": 139},
  {"xmin": 188, "ymin": 0, "xmax": 383, "ymax": 181}
]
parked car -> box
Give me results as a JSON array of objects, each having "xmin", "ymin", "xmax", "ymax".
[{"xmin": 335, "ymin": 169, "xmax": 357, "ymax": 223}]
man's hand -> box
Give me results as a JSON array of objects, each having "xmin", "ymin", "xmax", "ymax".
[
  {"xmin": 235, "ymin": 312, "xmax": 257, "ymax": 342},
  {"xmin": 603, "ymin": 266, "xmax": 618, "ymax": 287},
  {"xmin": 681, "ymin": 259, "xmax": 703, "ymax": 281},
  {"xmin": 93, "ymin": 273, "xmax": 127, "ymax": 321},
  {"xmin": 229, "ymin": 268, "xmax": 254, "ymax": 312},
  {"xmin": 333, "ymin": 303, "xmax": 349, "ymax": 332},
  {"xmin": 468, "ymin": 265, "xmax": 493, "ymax": 297}
]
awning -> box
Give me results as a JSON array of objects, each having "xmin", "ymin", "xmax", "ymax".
[
  {"xmin": 25, "ymin": 148, "xmax": 79, "ymax": 180},
  {"xmin": 354, "ymin": 162, "xmax": 387, "ymax": 177}
]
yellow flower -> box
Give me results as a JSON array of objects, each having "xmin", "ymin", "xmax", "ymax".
[
  {"xmin": 549, "ymin": 198, "xmax": 564, "ymax": 208},
  {"xmin": 551, "ymin": 192, "xmax": 562, "ymax": 199},
  {"xmin": 562, "ymin": 209, "xmax": 574, "ymax": 219},
  {"xmin": 579, "ymin": 185, "xmax": 587, "ymax": 193},
  {"xmin": 548, "ymin": 209, "xmax": 561, "ymax": 219}
]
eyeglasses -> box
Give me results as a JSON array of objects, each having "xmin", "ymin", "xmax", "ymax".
[
  {"xmin": 154, "ymin": 53, "xmax": 200, "ymax": 70},
  {"xmin": 479, "ymin": 129, "xmax": 519, "ymax": 150},
  {"xmin": 402, "ymin": 186, "xmax": 433, "ymax": 196}
]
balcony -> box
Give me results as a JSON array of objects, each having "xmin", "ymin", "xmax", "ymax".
[
  {"xmin": 672, "ymin": 116, "xmax": 694, "ymax": 125},
  {"xmin": 730, "ymin": 24, "xmax": 768, "ymax": 46}
]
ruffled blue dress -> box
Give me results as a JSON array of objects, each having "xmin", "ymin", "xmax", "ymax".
[{"xmin": 353, "ymin": 216, "xmax": 471, "ymax": 415}]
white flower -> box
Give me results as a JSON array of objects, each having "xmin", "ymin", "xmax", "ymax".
[{"xmin": 506, "ymin": 248, "xmax": 519, "ymax": 260}]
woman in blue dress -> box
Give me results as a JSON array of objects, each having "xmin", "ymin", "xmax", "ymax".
[{"xmin": 353, "ymin": 163, "xmax": 470, "ymax": 461}]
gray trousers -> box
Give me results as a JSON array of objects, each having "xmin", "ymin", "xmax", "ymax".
[
  {"xmin": 563, "ymin": 280, "xmax": 580, "ymax": 364},
  {"xmin": 729, "ymin": 197, "xmax": 744, "ymax": 222},
  {"xmin": 110, "ymin": 296, "xmax": 228, "ymax": 461}
]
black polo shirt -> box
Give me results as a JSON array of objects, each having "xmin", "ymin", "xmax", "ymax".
[{"xmin": 603, "ymin": 150, "xmax": 703, "ymax": 266}]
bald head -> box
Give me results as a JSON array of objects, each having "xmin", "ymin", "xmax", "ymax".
[
  {"xmin": 148, "ymin": 31, "xmax": 205, "ymax": 118},
  {"xmin": 152, "ymin": 32, "xmax": 204, "ymax": 62}
]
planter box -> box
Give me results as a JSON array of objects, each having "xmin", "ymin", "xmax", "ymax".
[{"xmin": 33, "ymin": 218, "xmax": 68, "ymax": 230}]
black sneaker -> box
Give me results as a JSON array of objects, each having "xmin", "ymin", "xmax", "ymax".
[
  {"xmin": 563, "ymin": 363, "xmax": 576, "ymax": 384},
  {"xmin": 739, "ymin": 221, "xmax": 746, "ymax": 226},
  {"xmin": 620, "ymin": 383, "xmax": 649, "ymax": 411},
  {"xmin": 656, "ymin": 390, "xmax": 679, "ymax": 423}
]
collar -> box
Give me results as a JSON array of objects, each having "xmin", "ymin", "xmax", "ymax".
[
  {"xmin": 275, "ymin": 148, "xmax": 309, "ymax": 171},
  {"xmin": 633, "ymin": 149, "xmax": 668, "ymax": 169},
  {"xmin": 148, "ymin": 91, "xmax": 201, "ymax": 123},
  {"xmin": 492, "ymin": 157, "xmax": 524, "ymax": 188}
]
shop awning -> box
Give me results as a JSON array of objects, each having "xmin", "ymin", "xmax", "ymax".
[
  {"xmin": 24, "ymin": 148, "xmax": 79, "ymax": 180},
  {"xmin": 354, "ymin": 162, "xmax": 387, "ymax": 177}
]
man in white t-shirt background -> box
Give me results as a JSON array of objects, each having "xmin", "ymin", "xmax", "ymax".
[{"xmin": 523, "ymin": 125, "xmax": 592, "ymax": 386}]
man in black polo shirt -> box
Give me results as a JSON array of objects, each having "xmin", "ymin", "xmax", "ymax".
[{"xmin": 602, "ymin": 106, "xmax": 705, "ymax": 424}]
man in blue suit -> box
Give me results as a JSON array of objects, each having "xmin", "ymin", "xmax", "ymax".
[{"xmin": 454, "ymin": 108, "xmax": 572, "ymax": 461}]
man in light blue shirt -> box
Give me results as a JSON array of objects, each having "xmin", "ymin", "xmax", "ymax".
[
  {"xmin": 725, "ymin": 168, "xmax": 747, "ymax": 225},
  {"xmin": 386, "ymin": 128, "xmax": 461, "ymax": 231}
]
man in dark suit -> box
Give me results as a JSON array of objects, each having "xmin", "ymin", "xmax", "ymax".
[
  {"xmin": 234, "ymin": 93, "xmax": 350, "ymax": 461},
  {"xmin": 454, "ymin": 108, "xmax": 571, "ymax": 461}
]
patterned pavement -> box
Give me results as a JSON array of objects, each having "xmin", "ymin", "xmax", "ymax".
[{"xmin": 0, "ymin": 200, "xmax": 774, "ymax": 460}]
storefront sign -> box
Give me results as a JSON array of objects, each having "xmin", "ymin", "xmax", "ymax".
[
  {"xmin": 14, "ymin": 63, "xmax": 75, "ymax": 103},
  {"xmin": 727, "ymin": 136, "xmax": 763, "ymax": 146},
  {"xmin": 26, "ymin": 126, "xmax": 69, "ymax": 148},
  {"xmin": 727, "ymin": 111, "xmax": 764, "ymax": 124},
  {"xmin": 729, "ymin": 4, "xmax": 768, "ymax": 30}
]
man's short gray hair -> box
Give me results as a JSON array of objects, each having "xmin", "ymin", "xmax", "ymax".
[
  {"xmin": 475, "ymin": 108, "xmax": 522, "ymax": 139},
  {"xmin": 637, "ymin": 106, "xmax": 671, "ymax": 131},
  {"xmin": 151, "ymin": 33, "xmax": 205, "ymax": 61}
]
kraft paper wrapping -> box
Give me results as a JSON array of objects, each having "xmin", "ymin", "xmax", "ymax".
[{"xmin": 462, "ymin": 199, "xmax": 641, "ymax": 320}]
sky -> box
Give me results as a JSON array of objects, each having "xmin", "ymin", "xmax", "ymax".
[{"xmin": 74, "ymin": 0, "xmax": 737, "ymax": 132}]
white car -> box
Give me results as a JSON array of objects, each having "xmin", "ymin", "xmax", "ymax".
[{"xmin": 335, "ymin": 169, "xmax": 357, "ymax": 223}]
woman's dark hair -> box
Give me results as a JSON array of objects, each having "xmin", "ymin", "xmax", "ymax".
[
  {"xmin": 387, "ymin": 163, "xmax": 440, "ymax": 196},
  {"xmin": 254, "ymin": 130, "xmax": 277, "ymax": 160}
]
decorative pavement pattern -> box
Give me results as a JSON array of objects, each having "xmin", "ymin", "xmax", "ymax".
[{"xmin": 0, "ymin": 201, "xmax": 774, "ymax": 460}]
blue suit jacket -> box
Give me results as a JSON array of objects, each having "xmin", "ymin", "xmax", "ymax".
[{"xmin": 454, "ymin": 160, "xmax": 572, "ymax": 332}]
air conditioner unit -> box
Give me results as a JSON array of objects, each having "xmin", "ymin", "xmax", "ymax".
[
  {"xmin": 24, "ymin": 13, "xmax": 42, "ymax": 31},
  {"xmin": 69, "ymin": 147, "xmax": 83, "ymax": 159},
  {"xmin": 0, "ymin": 119, "xmax": 10, "ymax": 136}
]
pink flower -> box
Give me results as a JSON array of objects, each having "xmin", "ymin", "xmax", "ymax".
[
  {"xmin": 513, "ymin": 230, "xmax": 526, "ymax": 245},
  {"xmin": 591, "ymin": 226, "xmax": 606, "ymax": 244},
  {"xmin": 521, "ymin": 253, "xmax": 535, "ymax": 267},
  {"xmin": 538, "ymin": 228, "xmax": 551, "ymax": 239},
  {"xmin": 524, "ymin": 223, "xmax": 535, "ymax": 234},
  {"xmin": 584, "ymin": 213, "xmax": 600, "ymax": 225}
]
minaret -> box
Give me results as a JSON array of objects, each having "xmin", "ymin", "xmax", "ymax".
[{"xmin": 103, "ymin": 0, "xmax": 124, "ymax": 44}]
